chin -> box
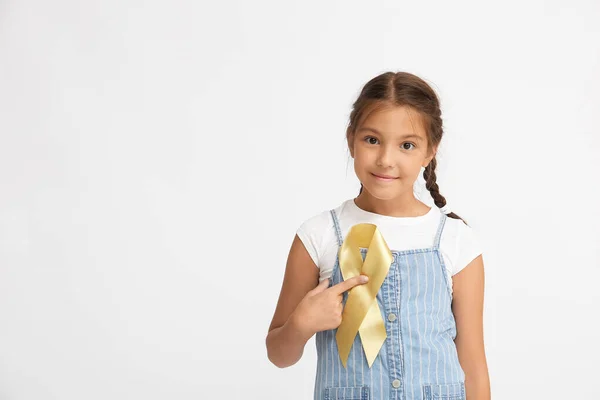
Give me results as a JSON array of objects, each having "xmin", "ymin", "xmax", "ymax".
[{"xmin": 361, "ymin": 184, "xmax": 402, "ymax": 200}]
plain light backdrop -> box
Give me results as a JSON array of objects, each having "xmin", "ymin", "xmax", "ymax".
[{"xmin": 1, "ymin": 0, "xmax": 599, "ymax": 399}]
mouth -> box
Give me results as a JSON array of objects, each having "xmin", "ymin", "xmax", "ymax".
[{"xmin": 371, "ymin": 173, "xmax": 398, "ymax": 181}]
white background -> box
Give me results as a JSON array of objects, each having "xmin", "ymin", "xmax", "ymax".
[{"xmin": 1, "ymin": 0, "xmax": 599, "ymax": 399}]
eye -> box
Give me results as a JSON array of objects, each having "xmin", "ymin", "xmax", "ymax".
[
  {"xmin": 402, "ymin": 142, "xmax": 416, "ymax": 150},
  {"xmin": 364, "ymin": 136, "xmax": 379, "ymax": 145}
]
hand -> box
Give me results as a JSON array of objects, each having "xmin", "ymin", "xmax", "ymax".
[{"xmin": 291, "ymin": 275, "xmax": 369, "ymax": 337}]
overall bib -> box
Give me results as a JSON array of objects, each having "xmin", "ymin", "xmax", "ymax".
[{"xmin": 313, "ymin": 209, "xmax": 466, "ymax": 400}]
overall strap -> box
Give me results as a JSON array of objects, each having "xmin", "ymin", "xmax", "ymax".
[
  {"xmin": 433, "ymin": 211, "xmax": 447, "ymax": 250},
  {"xmin": 330, "ymin": 209, "xmax": 343, "ymax": 247}
]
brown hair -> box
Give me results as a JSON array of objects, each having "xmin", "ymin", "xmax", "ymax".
[{"xmin": 346, "ymin": 71, "xmax": 467, "ymax": 225}]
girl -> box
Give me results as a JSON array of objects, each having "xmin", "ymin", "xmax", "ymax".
[{"xmin": 266, "ymin": 71, "xmax": 490, "ymax": 400}]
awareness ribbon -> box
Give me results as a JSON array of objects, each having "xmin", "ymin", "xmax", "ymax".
[{"xmin": 336, "ymin": 223, "xmax": 393, "ymax": 368}]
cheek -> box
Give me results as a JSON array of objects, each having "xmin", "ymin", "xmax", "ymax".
[
  {"xmin": 354, "ymin": 148, "xmax": 375, "ymax": 164},
  {"xmin": 354, "ymin": 155, "xmax": 374, "ymax": 176},
  {"xmin": 353, "ymin": 158, "xmax": 366, "ymax": 175}
]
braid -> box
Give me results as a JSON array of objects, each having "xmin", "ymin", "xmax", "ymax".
[{"xmin": 424, "ymin": 158, "xmax": 468, "ymax": 226}]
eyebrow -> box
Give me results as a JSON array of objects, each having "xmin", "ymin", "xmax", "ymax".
[{"xmin": 357, "ymin": 127, "xmax": 424, "ymax": 142}]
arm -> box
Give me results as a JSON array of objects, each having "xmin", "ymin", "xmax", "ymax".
[
  {"xmin": 452, "ymin": 254, "xmax": 491, "ymax": 399},
  {"xmin": 266, "ymin": 234, "xmax": 320, "ymax": 368}
]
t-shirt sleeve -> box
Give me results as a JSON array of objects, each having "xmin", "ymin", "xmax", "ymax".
[
  {"xmin": 296, "ymin": 217, "xmax": 322, "ymax": 269},
  {"xmin": 453, "ymin": 222, "xmax": 484, "ymax": 275}
]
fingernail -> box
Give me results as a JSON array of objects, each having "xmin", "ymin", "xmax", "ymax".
[{"xmin": 361, "ymin": 275, "xmax": 369, "ymax": 283}]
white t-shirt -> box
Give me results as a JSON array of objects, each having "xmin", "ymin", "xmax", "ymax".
[{"xmin": 296, "ymin": 198, "xmax": 483, "ymax": 294}]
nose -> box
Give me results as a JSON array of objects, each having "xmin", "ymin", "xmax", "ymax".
[{"xmin": 376, "ymin": 145, "xmax": 395, "ymax": 167}]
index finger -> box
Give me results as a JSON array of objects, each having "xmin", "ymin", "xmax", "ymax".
[{"xmin": 330, "ymin": 275, "xmax": 369, "ymax": 294}]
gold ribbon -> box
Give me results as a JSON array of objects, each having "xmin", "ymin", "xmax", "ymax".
[{"xmin": 336, "ymin": 223, "xmax": 392, "ymax": 369}]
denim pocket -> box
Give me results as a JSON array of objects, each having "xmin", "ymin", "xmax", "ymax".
[
  {"xmin": 422, "ymin": 382, "xmax": 465, "ymax": 399},
  {"xmin": 323, "ymin": 385, "xmax": 370, "ymax": 400}
]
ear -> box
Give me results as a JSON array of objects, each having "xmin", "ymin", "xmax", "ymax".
[
  {"xmin": 347, "ymin": 135, "xmax": 355, "ymax": 158},
  {"xmin": 423, "ymin": 145, "xmax": 438, "ymax": 168}
]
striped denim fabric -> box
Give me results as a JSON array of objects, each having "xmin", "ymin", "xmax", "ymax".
[{"xmin": 313, "ymin": 209, "xmax": 465, "ymax": 400}]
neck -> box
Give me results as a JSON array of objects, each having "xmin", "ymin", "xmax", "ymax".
[{"xmin": 354, "ymin": 190, "xmax": 429, "ymax": 217}]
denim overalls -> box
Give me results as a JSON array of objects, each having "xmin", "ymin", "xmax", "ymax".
[{"xmin": 313, "ymin": 209, "xmax": 466, "ymax": 400}]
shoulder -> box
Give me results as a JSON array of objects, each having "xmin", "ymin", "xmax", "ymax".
[
  {"xmin": 441, "ymin": 216, "xmax": 484, "ymax": 276},
  {"xmin": 295, "ymin": 201, "xmax": 345, "ymax": 269},
  {"xmin": 297, "ymin": 208, "xmax": 334, "ymax": 237},
  {"xmin": 297, "ymin": 199, "xmax": 350, "ymax": 234}
]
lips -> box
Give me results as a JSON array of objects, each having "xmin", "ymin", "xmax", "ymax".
[{"xmin": 372, "ymin": 173, "xmax": 398, "ymax": 179}]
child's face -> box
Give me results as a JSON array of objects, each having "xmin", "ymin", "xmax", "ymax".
[{"xmin": 348, "ymin": 105, "xmax": 435, "ymax": 201}]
